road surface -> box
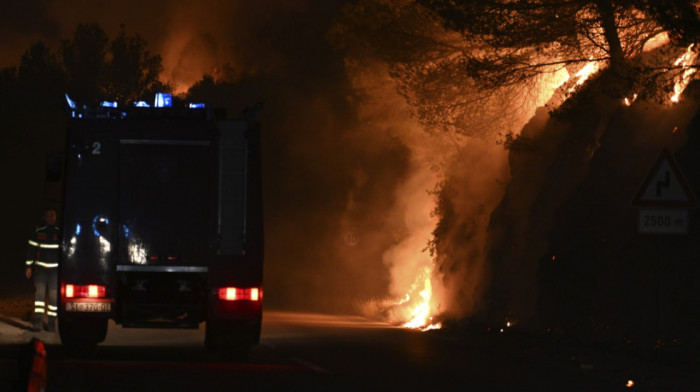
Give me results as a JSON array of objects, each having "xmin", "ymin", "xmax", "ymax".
[{"xmin": 0, "ymin": 311, "xmax": 696, "ymax": 391}]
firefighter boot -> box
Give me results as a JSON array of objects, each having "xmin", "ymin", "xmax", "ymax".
[
  {"xmin": 47, "ymin": 317, "xmax": 56, "ymax": 332},
  {"xmin": 31, "ymin": 315, "xmax": 42, "ymax": 332}
]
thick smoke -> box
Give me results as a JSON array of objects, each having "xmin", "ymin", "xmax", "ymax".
[
  {"xmin": 341, "ymin": 60, "xmax": 445, "ymax": 323},
  {"xmin": 0, "ymin": 0, "xmax": 582, "ymax": 319}
]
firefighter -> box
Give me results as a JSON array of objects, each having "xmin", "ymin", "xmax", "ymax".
[{"xmin": 25, "ymin": 208, "xmax": 60, "ymax": 332}]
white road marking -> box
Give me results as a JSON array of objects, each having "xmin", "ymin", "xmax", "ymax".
[{"xmin": 291, "ymin": 357, "xmax": 329, "ymax": 374}]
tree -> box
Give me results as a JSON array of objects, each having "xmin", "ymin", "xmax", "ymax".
[
  {"xmin": 333, "ymin": 0, "xmax": 530, "ymax": 136},
  {"xmin": 61, "ymin": 24, "xmax": 109, "ymax": 103},
  {"xmin": 18, "ymin": 42, "xmax": 66, "ymax": 96},
  {"xmin": 334, "ymin": 0, "xmax": 700, "ymax": 135},
  {"xmin": 61, "ymin": 23, "xmax": 169, "ymax": 104},
  {"xmin": 104, "ymin": 27, "xmax": 167, "ymax": 104},
  {"xmin": 422, "ymin": 0, "xmax": 698, "ymax": 84}
]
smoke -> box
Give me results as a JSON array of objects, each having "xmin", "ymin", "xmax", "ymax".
[
  {"xmin": 339, "ymin": 53, "xmax": 554, "ymax": 323},
  {"xmin": 339, "ymin": 59, "xmax": 446, "ymax": 321},
  {"xmin": 10, "ymin": 0, "xmax": 675, "ymax": 328}
]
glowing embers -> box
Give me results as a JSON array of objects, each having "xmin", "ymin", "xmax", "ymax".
[
  {"xmin": 64, "ymin": 284, "xmax": 107, "ymax": 298},
  {"xmin": 218, "ymin": 287, "xmax": 261, "ymax": 302},
  {"xmin": 670, "ymin": 44, "xmax": 697, "ymax": 103},
  {"xmin": 623, "ymin": 93, "xmax": 638, "ymax": 106}
]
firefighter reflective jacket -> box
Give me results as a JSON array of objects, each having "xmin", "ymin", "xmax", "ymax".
[{"xmin": 26, "ymin": 225, "xmax": 61, "ymax": 268}]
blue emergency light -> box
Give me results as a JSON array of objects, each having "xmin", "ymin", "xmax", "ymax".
[
  {"xmin": 65, "ymin": 93, "xmax": 76, "ymax": 109},
  {"xmin": 189, "ymin": 103, "xmax": 206, "ymax": 109},
  {"xmin": 101, "ymin": 101, "xmax": 118, "ymax": 108},
  {"xmin": 134, "ymin": 101, "xmax": 150, "ymax": 107},
  {"xmin": 154, "ymin": 93, "xmax": 172, "ymax": 108}
]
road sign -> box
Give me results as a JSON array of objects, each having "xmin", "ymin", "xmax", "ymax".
[
  {"xmin": 630, "ymin": 149, "xmax": 698, "ymax": 208},
  {"xmin": 638, "ymin": 209, "xmax": 688, "ymax": 234}
]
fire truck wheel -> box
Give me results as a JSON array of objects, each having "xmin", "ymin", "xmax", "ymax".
[
  {"xmin": 58, "ymin": 317, "xmax": 108, "ymax": 351},
  {"xmin": 205, "ymin": 320, "xmax": 251, "ymax": 361}
]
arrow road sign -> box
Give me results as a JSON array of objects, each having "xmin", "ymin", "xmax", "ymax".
[{"xmin": 630, "ymin": 148, "xmax": 698, "ymax": 208}]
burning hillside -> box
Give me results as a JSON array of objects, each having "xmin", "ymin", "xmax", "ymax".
[{"xmin": 334, "ymin": 0, "xmax": 700, "ymax": 335}]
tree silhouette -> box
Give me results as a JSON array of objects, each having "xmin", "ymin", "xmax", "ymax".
[
  {"xmin": 422, "ymin": 0, "xmax": 699, "ymax": 84},
  {"xmin": 334, "ymin": 0, "xmax": 700, "ymax": 135},
  {"xmin": 61, "ymin": 23, "xmax": 109, "ymax": 103},
  {"xmin": 58, "ymin": 23, "xmax": 169, "ymax": 104},
  {"xmin": 18, "ymin": 42, "xmax": 66, "ymax": 97},
  {"xmin": 104, "ymin": 27, "xmax": 168, "ymax": 104}
]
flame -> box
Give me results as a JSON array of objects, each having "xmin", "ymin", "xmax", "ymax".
[
  {"xmin": 401, "ymin": 267, "xmax": 441, "ymax": 331},
  {"xmin": 643, "ymin": 32, "xmax": 670, "ymax": 52},
  {"xmin": 550, "ymin": 68, "xmax": 571, "ymax": 91},
  {"xmin": 569, "ymin": 61, "xmax": 599, "ymax": 93},
  {"xmin": 670, "ymin": 44, "xmax": 697, "ymax": 103},
  {"xmin": 626, "ymin": 379, "xmax": 635, "ymax": 388},
  {"xmin": 623, "ymin": 93, "xmax": 638, "ymax": 106}
]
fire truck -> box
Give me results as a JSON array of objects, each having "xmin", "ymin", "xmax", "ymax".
[{"xmin": 56, "ymin": 94, "xmax": 264, "ymax": 355}]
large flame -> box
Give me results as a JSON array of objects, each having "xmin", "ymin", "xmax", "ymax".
[
  {"xmin": 670, "ymin": 44, "xmax": 697, "ymax": 103},
  {"xmin": 401, "ymin": 267, "xmax": 442, "ymax": 331},
  {"xmin": 568, "ymin": 60, "xmax": 600, "ymax": 93},
  {"xmin": 381, "ymin": 167, "xmax": 443, "ymax": 332}
]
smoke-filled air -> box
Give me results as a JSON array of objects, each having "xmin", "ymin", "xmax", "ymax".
[{"xmin": 3, "ymin": 0, "xmax": 700, "ymax": 343}]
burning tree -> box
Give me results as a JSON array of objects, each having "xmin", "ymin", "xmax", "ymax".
[{"xmin": 336, "ymin": 0, "xmax": 700, "ymax": 135}]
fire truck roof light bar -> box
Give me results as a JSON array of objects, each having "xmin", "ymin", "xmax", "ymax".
[
  {"xmin": 154, "ymin": 92, "xmax": 172, "ymax": 108},
  {"xmin": 65, "ymin": 93, "xmax": 76, "ymax": 109},
  {"xmin": 116, "ymin": 265, "xmax": 208, "ymax": 273}
]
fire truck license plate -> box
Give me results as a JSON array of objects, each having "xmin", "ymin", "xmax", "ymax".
[{"xmin": 65, "ymin": 302, "xmax": 111, "ymax": 312}]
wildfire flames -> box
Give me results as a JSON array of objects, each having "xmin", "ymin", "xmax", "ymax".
[
  {"xmin": 569, "ymin": 61, "xmax": 600, "ymax": 93},
  {"xmin": 400, "ymin": 267, "xmax": 441, "ymax": 331},
  {"xmin": 622, "ymin": 43, "xmax": 698, "ymax": 106},
  {"xmin": 549, "ymin": 42, "xmax": 697, "ymax": 108},
  {"xmin": 670, "ymin": 44, "xmax": 698, "ymax": 103}
]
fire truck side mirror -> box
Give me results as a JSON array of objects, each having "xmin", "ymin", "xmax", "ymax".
[{"xmin": 46, "ymin": 155, "xmax": 63, "ymax": 182}]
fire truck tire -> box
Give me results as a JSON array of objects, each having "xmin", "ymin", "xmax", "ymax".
[
  {"xmin": 58, "ymin": 317, "xmax": 108, "ymax": 351},
  {"xmin": 205, "ymin": 320, "xmax": 251, "ymax": 361}
]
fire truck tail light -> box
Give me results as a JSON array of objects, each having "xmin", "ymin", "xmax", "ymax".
[
  {"xmin": 218, "ymin": 287, "xmax": 261, "ymax": 302},
  {"xmin": 250, "ymin": 288, "xmax": 260, "ymax": 301},
  {"xmin": 87, "ymin": 285, "xmax": 103, "ymax": 298},
  {"xmin": 63, "ymin": 284, "xmax": 107, "ymax": 298}
]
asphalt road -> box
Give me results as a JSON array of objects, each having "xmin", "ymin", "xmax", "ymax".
[{"xmin": 0, "ymin": 311, "xmax": 697, "ymax": 391}]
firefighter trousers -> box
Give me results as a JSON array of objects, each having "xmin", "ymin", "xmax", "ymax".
[{"xmin": 33, "ymin": 267, "xmax": 58, "ymax": 327}]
